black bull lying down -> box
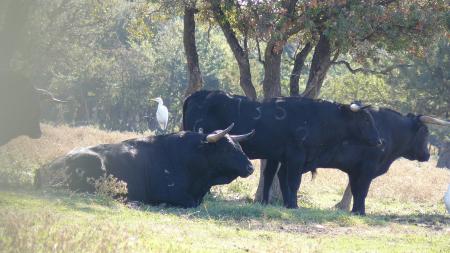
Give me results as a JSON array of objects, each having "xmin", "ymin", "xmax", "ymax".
[
  {"xmin": 36, "ymin": 125, "xmax": 255, "ymax": 207},
  {"xmin": 183, "ymin": 90, "xmax": 383, "ymax": 209}
]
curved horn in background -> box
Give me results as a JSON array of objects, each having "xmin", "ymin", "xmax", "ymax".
[
  {"xmin": 206, "ymin": 123, "xmax": 234, "ymax": 143},
  {"xmin": 35, "ymin": 88, "xmax": 69, "ymax": 103},
  {"xmin": 419, "ymin": 116, "xmax": 450, "ymax": 126},
  {"xmin": 230, "ymin": 129, "xmax": 255, "ymax": 143},
  {"xmin": 350, "ymin": 103, "xmax": 361, "ymax": 112}
]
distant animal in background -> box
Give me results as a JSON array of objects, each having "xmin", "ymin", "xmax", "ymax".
[
  {"xmin": 0, "ymin": 71, "xmax": 67, "ymax": 146},
  {"xmin": 445, "ymin": 183, "xmax": 450, "ymax": 214},
  {"xmin": 151, "ymin": 97, "xmax": 168, "ymax": 130}
]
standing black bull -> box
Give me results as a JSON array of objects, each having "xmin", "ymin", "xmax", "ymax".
[
  {"xmin": 183, "ymin": 90, "xmax": 382, "ymax": 208},
  {"xmin": 36, "ymin": 124, "xmax": 255, "ymax": 208},
  {"xmin": 294, "ymin": 109, "xmax": 449, "ymax": 215}
]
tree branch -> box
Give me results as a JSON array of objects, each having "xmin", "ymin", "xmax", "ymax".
[
  {"xmin": 183, "ymin": 4, "xmax": 203, "ymax": 97},
  {"xmin": 332, "ymin": 60, "xmax": 413, "ymax": 75},
  {"xmin": 256, "ymin": 37, "xmax": 265, "ymax": 65},
  {"xmin": 210, "ymin": 0, "xmax": 257, "ymax": 100},
  {"xmin": 289, "ymin": 42, "xmax": 312, "ymax": 96}
]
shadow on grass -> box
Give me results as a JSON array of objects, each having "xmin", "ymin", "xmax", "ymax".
[
  {"xmin": 142, "ymin": 196, "xmax": 450, "ymax": 229},
  {"xmin": 3, "ymin": 188, "xmax": 448, "ymax": 229},
  {"xmin": 368, "ymin": 213, "xmax": 450, "ymax": 227},
  {"xmin": 0, "ymin": 186, "xmax": 121, "ymax": 214},
  {"xmin": 138, "ymin": 195, "xmax": 354, "ymax": 226}
]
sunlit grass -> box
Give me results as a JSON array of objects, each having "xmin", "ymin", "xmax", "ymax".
[{"xmin": 0, "ymin": 124, "xmax": 449, "ymax": 252}]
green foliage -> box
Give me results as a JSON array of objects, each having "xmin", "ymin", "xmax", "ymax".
[
  {"xmin": 2, "ymin": 0, "xmax": 448, "ymax": 133},
  {"xmin": 17, "ymin": 0, "xmax": 243, "ymax": 132},
  {"xmin": 387, "ymin": 38, "xmax": 450, "ymax": 144},
  {"xmin": 321, "ymin": 72, "xmax": 392, "ymax": 106},
  {"xmin": 389, "ymin": 39, "xmax": 449, "ymax": 117}
]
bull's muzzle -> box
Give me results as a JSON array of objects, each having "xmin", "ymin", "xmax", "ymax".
[{"xmin": 243, "ymin": 164, "xmax": 254, "ymax": 177}]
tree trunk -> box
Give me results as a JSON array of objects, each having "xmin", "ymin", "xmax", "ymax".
[
  {"xmin": 255, "ymin": 41, "xmax": 285, "ymax": 204},
  {"xmin": 255, "ymin": 0, "xmax": 300, "ymax": 203},
  {"xmin": 210, "ymin": 0, "xmax": 256, "ymax": 100},
  {"xmin": 262, "ymin": 42, "xmax": 283, "ymax": 100},
  {"xmin": 334, "ymin": 183, "xmax": 352, "ymax": 211},
  {"xmin": 302, "ymin": 34, "xmax": 332, "ymax": 99},
  {"xmin": 0, "ymin": 0, "xmax": 29, "ymax": 72},
  {"xmin": 183, "ymin": 5, "xmax": 203, "ymax": 98},
  {"xmin": 289, "ymin": 43, "xmax": 312, "ymax": 96},
  {"xmin": 437, "ymin": 141, "xmax": 450, "ymax": 169}
]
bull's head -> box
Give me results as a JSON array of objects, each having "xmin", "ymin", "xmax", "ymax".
[
  {"xmin": 404, "ymin": 114, "xmax": 450, "ymax": 162},
  {"xmin": 1, "ymin": 73, "xmax": 41, "ymax": 145},
  {"xmin": 0, "ymin": 71, "xmax": 69, "ymax": 146},
  {"xmin": 344, "ymin": 102, "xmax": 382, "ymax": 147},
  {"xmin": 203, "ymin": 123, "xmax": 255, "ymax": 179}
]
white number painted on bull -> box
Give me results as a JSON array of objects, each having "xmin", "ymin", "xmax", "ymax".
[
  {"xmin": 275, "ymin": 100, "xmax": 287, "ymax": 120},
  {"xmin": 253, "ymin": 107, "xmax": 262, "ymax": 120}
]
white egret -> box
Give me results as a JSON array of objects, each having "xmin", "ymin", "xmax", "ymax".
[
  {"xmin": 151, "ymin": 97, "xmax": 168, "ymax": 130},
  {"xmin": 445, "ymin": 183, "xmax": 450, "ymax": 214}
]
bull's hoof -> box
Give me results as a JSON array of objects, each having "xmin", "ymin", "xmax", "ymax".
[
  {"xmin": 350, "ymin": 210, "xmax": 366, "ymax": 216},
  {"xmin": 285, "ymin": 204, "xmax": 299, "ymax": 209},
  {"xmin": 334, "ymin": 201, "xmax": 351, "ymax": 212}
]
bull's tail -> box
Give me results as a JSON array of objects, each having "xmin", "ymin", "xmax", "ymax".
[{"xmin": 311, "ymin": 168, "xmax": 318, "ymax": 181}]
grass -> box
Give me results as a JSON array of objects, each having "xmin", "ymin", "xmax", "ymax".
[{"xmin": 0, "ymin": 124, "xmax": 449, "ymax": 252}]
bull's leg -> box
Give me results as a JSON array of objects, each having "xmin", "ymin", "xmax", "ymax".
[
  {"xmin": 286, "ymin": 160, "xmax": 303, "ymax": 209},
  {"xmin": 349, "ymin": 173, "xmax": 372, "ymax": 215},
  {"xmin": 262, "ymin": 159, "xmax": 280, "ymax": 204},
  {"xmin": 277, "ymin": 163, "xmax": 290, "ymax": 207}
]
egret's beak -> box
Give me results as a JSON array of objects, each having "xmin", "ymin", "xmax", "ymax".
[{"xmin": 150, "ymin": 98, "xmax": 158, "ymax": 102}]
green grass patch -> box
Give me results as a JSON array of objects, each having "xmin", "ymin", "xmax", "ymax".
[{"xmin": 1, "ymin": 189, "xmax": 449, "ymax": 253}]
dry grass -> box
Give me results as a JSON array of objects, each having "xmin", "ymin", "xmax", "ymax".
[
  {"xmin": 0, "ymin": 124, "xmax": 449, "ymax": 252},
  {"xmin": 1, "ymin": 124, "xmax": 449, "ymax": 209},
  {"xmin": 0, "ymin": 124, "xmax": 144, "ymax": 165},
  {"xmin": 0, "ymin": 124, "xmax": 146, "ymax": 187},
  {"xmin": 299, "ymin": 159, "xmax": 450, "ymax": 204}
]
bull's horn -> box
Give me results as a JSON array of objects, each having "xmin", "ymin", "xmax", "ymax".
[
  {"xmin": 350, "ymin": 103, "xmax": 361, "ymax": 112},
  {"xmin": 230, "ymin": 129, "xmax": 255, "ymax": 142},
  {"xmin": 419, "ymin": 116, "xmax": 450, "ymax": 126},
  {"xmin": 35, "ymin": 88, "xmax": 69, "ymax": 103},
  {"xmin": 206, "ymin": 123, "xmax": 234, "ymax": 143}
]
